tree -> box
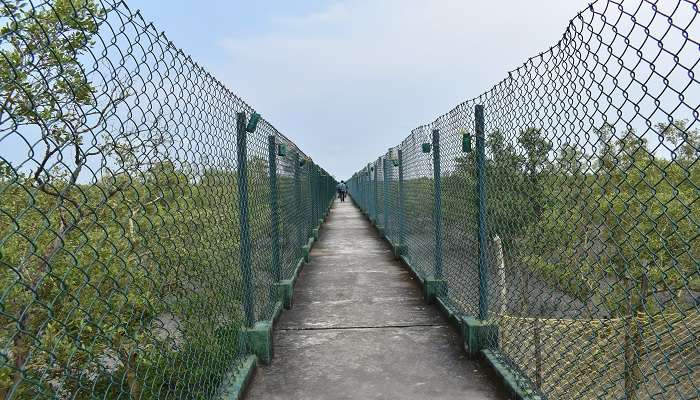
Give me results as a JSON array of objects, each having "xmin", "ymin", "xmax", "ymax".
[
  {"xmin": 518, "ymin": 127, "xmax": 553, "ymax": 221},
  {"xmin": 656, "ymin": 119, "xmax": 700, "ymax": 164},
  {"xmin": 0, "ymin": 1, "xmax": 112, "ymax": 396},
  {"xmin": 0, "ymin": 1, "xmax": 298, "ymax": 398},
  {"xmin": 485, "ymin": 130, "xmax": 528, "ymax": 243}
]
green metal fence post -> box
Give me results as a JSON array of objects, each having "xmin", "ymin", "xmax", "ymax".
[
  {"xmin": 324, "ymin": 171, "xmax": 329, "ymax": 213},
  {"xmin": 358, "ymin": 173, "xmax": 362, "ymax": 209},
  {"xmin": 356, "ymin": 174, "xmax": 360, "ymax": 208},
  {"xmin": 315, "ymin": 165, "xmax": 320, "ymax": 223},
  {"xmin": 359, "ymin": 173, "xmax": 362, "ymax": 209},
  {"xmin": 313, "ymin": 165, "xmax": 321, "ymax": 240},
  {"xmin": 307, "ymin": 161, "xmax": 313, "ymax": 237},
  {"xmin": 321, "ymin": 170, "xmax": 326, "ymax": 214},
  {"xmin": 312, "ymin": 163, "xmax": 317, "ymax": 229},
  {"xmin": 398, "ymin": 149, "xmax": 406, "ymax": 257},
  {"xmin": 373, "ymin": 161, "xmax": 378, "ymax": 225},
  {"xmin": 311, "ymin": 163, "xmax": 316, "ymax": 226},
  {"xmin": 366, "ymin": 167, "xmax": 370, "ymax": 216},
  {"xmin": 315, "ymin": 166, "xmax": 319, "ymax": 216},
  {"xmin": 365, "ymin": 167, "xmax": 370, "ymax": 215},
  {"xmin": 267, "ymin": 135, "xmax": 281, "ymax": 283},
  {"xmin": 293, "ymin": 151, "xmax": 303, "ymax": 260},
  {"xmin": 236, "ymin": 112, "xmax": 255, "ymax": 326},
  {"xmin": 356, "ymin": 174, "xmax": 360, "ymax": 207},
  {"xmin": 365, "ymin": 167, "xmax": 370, "ymax": 216},
  {"xmin": 365, "ymin": 168, "xmax": 370, "ymax": 214},
  {"xmin": 301, "ymin": 159, "xmax": 313, "ymax": 262},
  {"xmin": 317, "ymin": 167, "xmax": 324, "ymax": 226},
  {"xmin": 383, "ymin": 156, "xmax": 389, "ymax": 236},
  {"xmin": 357, "ymin": 173, "xmax": 361, "ymax": 209},
  {"xmin": 425, "ymin": 129, "xmax": 445, "ymax": 303},
  {"xmin": 461, "ymin": 104, "xmax": 498, "ymax": 358},
  {"xmin": 432, "ymin": 129, "xmax": 443, "ymax": 279},
  {"xmin": 475, "ymin": 104, "xmax": 489, "ymax": 320}
]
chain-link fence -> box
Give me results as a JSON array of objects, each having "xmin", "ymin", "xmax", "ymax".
[
  {"xmin": 349, "ymin": 0, "xmax": 698, "ymax": 398},
  {"xmin": 0, "ymin": 1, "xmax": 336, "ymax": 398}
]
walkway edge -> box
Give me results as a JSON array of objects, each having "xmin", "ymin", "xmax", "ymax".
[
  {"xmin": 482, "ymin": 350, "xmax": 543, "ymax": 400},
  {"xmin": 351, "ymin": 195, "xmax": 536, "ymax": 400},
  {"xmin": 219, "ymin": 355, "xmax": 257, "ymax": 400},
  {"xmin": 218, "ymin": 199, "xmax": 335, "ymax": 399}
]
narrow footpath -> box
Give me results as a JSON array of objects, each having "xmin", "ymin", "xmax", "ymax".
[{"xmin": 245, "ymin": 198, "xmax": 505, "ymax": 400}]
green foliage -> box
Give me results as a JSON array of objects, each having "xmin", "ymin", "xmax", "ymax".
[
  {"xmin": 520, "ymin": 254, "xmax": 593, "ymax": 301},
  {"xmin": 1, "ymin": 0, "xmax": 105, "ymax": 128},
  {"xmin": 593, "ymin": 126, "xmax": 700, "ymax": 313},
  {"xmin": 656, "ymin": 120, "xmax": 700, "ymax": 163},
  {"xmin": 0, "ymin": 164, "xmax": 248, "ymax": 398},
  {"xmin": 402, "ymin": 177, "xmax": 433, "ymax": 220},
  {"xmin": 0, "ymin": 2, "xmax": 266, "ymax": 397},
  {"xmin": 0, "ymin": 0, "xmax": 337, "ymax": 398},
  {"xmin": 439, "ymin": 122, "xmax": 697, "ymax": 317},
  {"xmin": 516, "ymin": 123, "xmax": 697, "ymax": 315}
]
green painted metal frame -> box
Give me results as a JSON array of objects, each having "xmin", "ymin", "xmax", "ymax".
[
  {"xmin": 398, "ymin": 149, "xmax": 406, "ymax": 256},
  {"xmin": 475, "ymin": 104, "xmax": 489, "ymax": 321},
  {"xmin": 382, "ymin": 156, "xmax": 389, "ymax": 235},
  {"xmin": 293, "ymin": 151, "xmax": 303, "ymax": 263},
  {"xmin": 373, "ymin": 161, "xmax": 378, "ymax": 223},
  {"xmin": 236, "ymin": 112, "xmax": 255, "ymax": 326},
  {"xmin": 431, "ymin": 128, "xmax": 443, "ymax": 281},
  {"xmin": 268, "ymin": 135, "xmax": 281, "ymax": 284}
]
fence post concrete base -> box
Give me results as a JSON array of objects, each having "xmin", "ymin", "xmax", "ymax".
[
  {"xmin": 424, "ymin": 277, "xmax": 446, "ymax": 304},
  {"xmin": 482, "ymin": 350, "xmax": 544, "ymax": 400},
  {"xmin": 243, "ymin": 321, "xmax": 273, "ymax": 365},
  {"xmin": 275, "ymin": 280, "xmax": 294, "ymax": 309},
  {"xmin": 302, "ymin": 245, "xmax": 310, "ymax": 262},
  {"xmin": 461, "ymin": 316, "xmax": 498, "ymax": 357},
  {"xmin": 219, "ymin": 355, "xmax": 257, "ymax": 400},
  {"xmin": 389, "ymin": 242, "xmax": 404, "ymax": 259}
]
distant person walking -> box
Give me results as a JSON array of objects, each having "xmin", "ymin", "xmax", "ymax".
[{"xmin": 337, "ymin": 180, "xmax": 348, "ymax": 202}]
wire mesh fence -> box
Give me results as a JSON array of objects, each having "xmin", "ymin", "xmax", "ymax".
[
  {"xmin": 0, "ymin": 0, "xmax": 336, "ymax": 398},
  {"xmin": 349, "ymin": 0, "xmax": 699, "ymax": 398}
]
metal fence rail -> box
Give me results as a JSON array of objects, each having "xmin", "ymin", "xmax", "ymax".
[
  {"xmin": 0, "ymin": 1, "xmax": 336, "ymax": 398},
  {"xmin": 349, "ymin": 0, "xmax": 699, "ymax": 398}
]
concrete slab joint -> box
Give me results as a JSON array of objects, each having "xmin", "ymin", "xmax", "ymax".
[
  {"xmin": 243, "ymin": 321, "xmax": 273, "ymax": 365},
  {"xmin": 461, "ymin": 316, "xmax": 499, "ymax": 357},
  {"xmin": 245, "ymin": 199, "xmax": 506, "ymax": 399}
]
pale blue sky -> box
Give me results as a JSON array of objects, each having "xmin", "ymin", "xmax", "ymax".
[{"xmin": 129, "ymin": 0, "xmax": 589, "ymax": 179}]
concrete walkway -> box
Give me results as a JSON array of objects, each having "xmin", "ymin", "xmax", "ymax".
[{"xmin": 245, "ymin": 198, "xmax": 506, "ymax": 400}]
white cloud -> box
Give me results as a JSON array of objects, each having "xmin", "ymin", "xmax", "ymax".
[{"xmin": 214, "ymin": 0, "xmax": 588, "ymax": 178}]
